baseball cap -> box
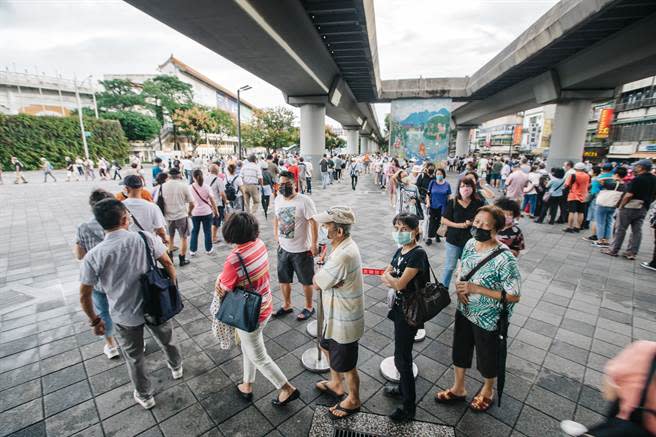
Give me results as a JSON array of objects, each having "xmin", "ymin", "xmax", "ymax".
[
  {"xmin": 602, "ymin": 162, "xmax": 613, "ymax": 170},
  {"xmin": 633, "ymin": 159, "xmax": 653, "ymax": 171},
  {"xmin": 313, "ymin": 206, "xmax": 356, "ymax": 225},
  {"xmin": 574, "ymin": 162, "xmax": 586, "ymax": 170},
  {"xmin": 123, "ymin": 175, "xmax": 143, "ymax": 188},
  {"xmin": 168, "ymin": 167, "xmax": 181, "ymax": 175}
]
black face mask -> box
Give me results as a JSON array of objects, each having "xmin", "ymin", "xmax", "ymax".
[
  {"xmin": 280, "ymin": 184, "xmax": 294, "ymax": 198},
  {"xmin": 470, "ymin": 226, "xmax": 492, "ymax": 242}
]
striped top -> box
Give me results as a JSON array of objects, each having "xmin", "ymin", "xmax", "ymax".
[
  {"xmin": 314, "ymin": 237, "xmax": 365, "ymax": 344},
  {"xmin": 218, "ymin": 238, "xmax": 272, "ymax": 323}
]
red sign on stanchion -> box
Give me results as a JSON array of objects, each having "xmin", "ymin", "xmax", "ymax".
[{"xmin": 362, "ymin": 268, "xmax": 385, "ymax": 276}]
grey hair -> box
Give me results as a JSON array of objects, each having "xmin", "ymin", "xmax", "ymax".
[{"xmin": 333, "ymin": 222, "xmax": 351, "ymax": 237}]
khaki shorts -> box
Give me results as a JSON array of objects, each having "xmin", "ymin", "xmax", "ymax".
[{"xmin": 167, "ymin": 217, "xmax": 190, "ymax": 238}]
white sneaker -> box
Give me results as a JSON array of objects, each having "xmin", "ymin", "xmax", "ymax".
[
  {"xmin": 167, "ymin": 363, "xmax": 183, "ymax": 380},
  {"xmin": 206, "ymin": 248, "xmax": 215, "ymax": 255},
  {"xmin": 640, "ymin": 262, "xmax": 656, "ymax": 272},
  {"xmin": 103, "ymin": 344, "xmax": 119, "ymax": 359},
  {"xmin": 560, "ymin": 420, "xmax": 588, "ymax": 436},
  {"xmin": 190, "ymin": 251, "xmax": 196, "ymax": 257},
  {"xmin": 133, "ymin": 391, "xmax": 155, "ymax": 409}
]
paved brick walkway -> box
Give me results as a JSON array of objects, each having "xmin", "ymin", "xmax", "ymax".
[{"xmin": 0, "ymin": 168, "xmax": 654, "ymax": 437}]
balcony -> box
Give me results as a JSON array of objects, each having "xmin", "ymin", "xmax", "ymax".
[{"xmin": 615, "ymin": 97, "xmax": 656, "ymax": 112}]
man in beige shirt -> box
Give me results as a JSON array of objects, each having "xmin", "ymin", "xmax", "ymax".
[{"xmin": 160, "ymin": 168, "xmax": 194, "ymax": 266}]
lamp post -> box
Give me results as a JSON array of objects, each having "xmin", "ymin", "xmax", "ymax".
[
  {"xmin": 237, "ymin": 85, "xmax": 251, "ymax": 159},
  {"xmin": 74, "ymin": 75, "xmax": 90, "ymax": 159}
]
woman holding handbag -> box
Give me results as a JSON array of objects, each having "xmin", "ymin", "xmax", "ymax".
[
  {"xmin": 435, "ymin": 205, "xmax": 521, "ymax": 412},
  {"xmin": 381, "ymin": 213, "xmax": 430, "ymax": 422},
  {"xmin": 215, "ymin": 212, "xmax": 300, "ymax": 406},
  {"xmin": 593, "ymin": 168, "xmax": 627, "ymax": 248},
  {"xmin": 189, "ymin": 169, "xmax": 219, "ymax": 256}
]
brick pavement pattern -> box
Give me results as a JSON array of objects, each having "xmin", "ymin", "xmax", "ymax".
[{"xmin": 0, "ymin": 168, "xmax": 655, "ymax": 437}]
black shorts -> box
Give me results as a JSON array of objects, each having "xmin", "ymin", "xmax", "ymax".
[
  {"xmin": 212, "ymin": 206, "xmax": 225, "ymax": 227},
  {"xmin": 277, "ymin": 247, "xmax": 315, "ymax": 285},
  {"xmin": 452, "ymin": 310, "xmax": 499, "ymax": 379},
  {"xmin": 320, "ymin": 338, "xmax": 359, "ymax": 372},
  {"xmin": 568, "ymin": 200, "xmax": 586, "ymax": 213}
]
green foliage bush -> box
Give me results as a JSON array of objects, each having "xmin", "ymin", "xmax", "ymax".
[
  {"xmin": 102, "ymin": 111, "xmax": 161, "ymax": 141},
  {"xmin": 0, "ymin": 114, "xmax": 130, "ymax": 170}
]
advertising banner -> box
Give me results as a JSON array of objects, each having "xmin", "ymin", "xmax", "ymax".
[
  {"xmin": 596, "ymin": 108, "xmax": 614, "ymax": 139},
  {"xmin": 512, "ymin": 125, "xmax": 523, "ymax": 145},
  {"xmin": 389, "ymin": 98, "xmax": 451, "ymax": 163}
]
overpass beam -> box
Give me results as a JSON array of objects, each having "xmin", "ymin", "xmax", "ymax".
[
  {"xmin": 455, "ymin": 128, "xmax": 472, "ymax": 157},
  {"xmin": 344, "ymin": 127, "xmax": 359, "ymax": 155},
  {"xmin": 547, "ymin": 100, "xmax": 591, "ymax": 170},
  {"xmin": 300, "ymin": 103, "xmax": 326, "ymax": 180}
]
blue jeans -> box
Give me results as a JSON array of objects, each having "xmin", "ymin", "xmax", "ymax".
[
  {"xmin": 191, "ymin": 214, "xmax": 213, "ymax": 252},
  {"xmin": 596, "ymin": 205, "xmax": 615, "ymax": 241},
  {"xmin": 92, "ymin": 290, "xmax": 113, "ymax": 338},
  {"xmin": 522, "ymin": 193, "xmax": 537, "ymax": 216},
  {"xmin": 321, "ymin": 172, "xmax": 330, "ymax": 189},
  {"xmin": 586, "ymin": 198, "xmax": 597, "ymax": 222},
  {"xmin": 440, "ymin": 242, "xmax": 464, "ymax": 288}
]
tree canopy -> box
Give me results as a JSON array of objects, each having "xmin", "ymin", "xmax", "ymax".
[
  {"xmin": 141, "ymin": 75, "xmax": 194, "ymax": 125},
  {"xmin": 96, "ymin": 79, "xmax": 144, "ymax": 111},
  {"xmin": 242, "ymin": 107, "xmax": 296, "ymax": 152},
  {"xmin": 325, "ymin": 126, "xmax": 346, "ymax": 150},
  {"xmin": 102, "ymin": 111, "xmax": 161, "ymax": 142}
]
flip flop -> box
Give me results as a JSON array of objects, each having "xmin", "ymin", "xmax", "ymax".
[
  {"xmin": 328, "ymin": 402, "xmax": 360, "ymax": 420},
  {"xmin": 316, "ymin": 381, "xmax": 345, "ymax": 399},
  {"xmin": 434, "ymin": 389, "xmax": 467, "ymax": 404},
  {"xmin": 272, "ymin": 307, "xmax": 293, "ymax": 318},
  {"xmin": 297, "ymin": 308, "xmax": 315, "ymax": 321},
  {"xmin": 469, "ymin": 393, "xmax": 494, "ymax": 412}
]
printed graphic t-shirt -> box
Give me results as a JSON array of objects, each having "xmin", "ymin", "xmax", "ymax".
[{"xmin": 274, "ymin": 193, "xmax": 318, "ymax": 253}]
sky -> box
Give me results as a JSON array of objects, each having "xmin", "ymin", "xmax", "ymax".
[{"xmin": 0, "ymin": 0, "xmax": 559, "ymax": 127}]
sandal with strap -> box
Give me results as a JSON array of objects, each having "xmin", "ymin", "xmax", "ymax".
[
  {"xmin": 316, "ymin": 381, "xmax": 345, "ymax": 399},
  {"xmin": 297, "ymin": 308, "xmax": 315, "ymax": 321},
  {"xmin": 623, "ymin": 252, "xmax": 636, "ymax": 260},
  {"xmin": 434, "ymin": 389, "xmax": 467, "ymax": 404},
  {"xmin": 469, "ymin": 393, "xmax": 494, "ymax": 412},
  {"xmin": 328, "ymin": 402, "xmax": 360, "ymax": 420}
]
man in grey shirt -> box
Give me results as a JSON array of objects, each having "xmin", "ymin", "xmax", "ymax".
[{"xmin": 79, "ymin": 198, "xmax": 182, "ymax": 410}]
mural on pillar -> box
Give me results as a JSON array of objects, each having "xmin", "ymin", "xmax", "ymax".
[{"xmin": 389, "ymin": 98, "xmax": 451, "ymax": 163}]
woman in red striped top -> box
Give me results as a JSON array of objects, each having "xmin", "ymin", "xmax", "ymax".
[{"xmin": 215, "ymin": 212, "xmax": 300, "ymax": 406}]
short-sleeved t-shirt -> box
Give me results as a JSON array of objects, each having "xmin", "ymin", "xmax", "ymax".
[
  {"xmin": 190, "ymin": 183, "xmax": 214, "ymax": 216},
  {"xmin": 123, "ymin": 198, "xmax": 167, "ymax": 234},
  {"xmin": 76, "ymin": 217, "xmax": 105, "ymax": 253},
  {"xmin": 79, "ymin": 230, "xmax": 167, "ymax": 327},
  {"xmin": 274, "ymin": 193, "xmax": 318, "ymax": 253},
  {"xmin": 496, "ymin": 225, "xmax": 525, "ymax": 253},
  {"xmin": 428, "ymin": 180, "xmax": 451, "ymax": 211},
  {"xmin": 161, "ymin": 179, "xmax": 193, "ymax": 221},
  {"xmin": 457, "ymin": 240, "xmax": 521, "ymax": 331},
  {"xmin": 444, "ymin": 198, "xmax": 485, "ymax": 247},
  {"xmin": 567, "ymin": 171, "xmax": 591, "ymax": 202},
  {"xmin": 505, "ymin": 170, "xmax": 529, "ymax": 200},
  {"xmin": 209, "ymin": 175, "xmax": 226, "ymax": 207},
  {"xmin": 390, "ymin": 246, "xmax": 430, "ymax": 295},
  {"xmin": 625, "ymin": 172, "xmax": 656, "ymax": 206}
]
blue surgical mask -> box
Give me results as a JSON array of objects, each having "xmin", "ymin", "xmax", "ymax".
[
  {"xmin": 392, "ymin": 231, "xmax": 413, "ymax": 245},
  {"xmin": 436, "ymin": 174, "xmax": 444, "ymax": 181}
]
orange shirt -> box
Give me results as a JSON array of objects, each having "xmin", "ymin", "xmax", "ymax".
[
  {"xmin": 566, "ymin": 171, "xmax": 590, "ymax": 202},
  {"xmin": 115, "ymin": 191, "xmax": 153, "ymax": 202}
]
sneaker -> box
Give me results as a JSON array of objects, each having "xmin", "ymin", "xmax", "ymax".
[
  {"xmin": 582, "ymin": 234, "xmax": 598, "ymax": 241},
  {"xmin": 133, "ymin": 391, "xmax": 155, "ymax": 409},
  {"xmin": 167, "ymin": 363, "xmax": 183, "ymax": 380},
  {"xmin": 425, "ymin": 238, "xmax": 432, "ymax": 246},
  {"xmin": 190, "ymin": 251, "xmax": 196, "ymax": 257},
  {"xmin": 640, "ymin": 262, "xmax": 656, "ymax": 272},
  {"xmin": 560, "ymin": 420, "xmax": 588, "ymax": 436},
  {"xmin": 592, "ymin": 241, "xmax": 609, "ymax": 247},
  {"xmin": 103, "ymin": 344, "xmax": 119, "ymax": 359},
  {"xmin": 563, "ymin": 228, "xmax": 574, "ymax": 233},
  {"xmin": 206, "ymin": 248, "xmax": 215, "ymax": 255}
]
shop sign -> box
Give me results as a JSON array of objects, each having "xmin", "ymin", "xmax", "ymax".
[
  {"xmin": 512, "ymin": 125, "xmax": 522, "ymax": 145},
  {"xmin": 609, "ymin": 143, "xmax": 636, "ymax": 154},
  {"xmin": 638, "ymin": 143, "xmax": 656, "ymax": 152},
  {"xmin": 596, "ymin": 108, "xmax": 614, "ymax": 138}
]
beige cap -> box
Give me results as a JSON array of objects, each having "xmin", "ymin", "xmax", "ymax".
[{"xmin": 314, "ymin": 206, "xmax": 356, "ymax": 225}]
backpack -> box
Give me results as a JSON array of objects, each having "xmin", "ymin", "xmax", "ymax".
[
  {"xmin": 320, "ymin": 159, "xmax": 329, "ymax": 172},
  {"xmin": 225, "ymin": 176, "xmax": 238, "ymax": 201}
]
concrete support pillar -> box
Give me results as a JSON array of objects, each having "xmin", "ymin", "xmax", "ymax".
[
  {"xmin": 360, "ymin": 136, "xmax": 368, "ymax": 154},
  {"xmin": 547, "ymin": 100, "xmax": 591, "ymax": 170},
  {"xmin": 455, "ymin": 128, "xmax": 471, "ymax": 157},
  {"xmin": 345, "ymin": 128, "xmax": 359, "ymax": 155},
  {"xmin": 300, "ymin": 104, "xmax": 325, "ymax": 180}
]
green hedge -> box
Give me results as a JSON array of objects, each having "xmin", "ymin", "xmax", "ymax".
[{"xmin": 0, "ymin": 114, "xmax": 130, "ymax": 171}]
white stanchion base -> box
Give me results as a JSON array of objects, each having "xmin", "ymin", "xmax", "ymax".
[
  {"xmin": 414, "ymin": 329, "xmax": 426, "ymax": 342},
  {"xmin": 301, "ymin": 348, "xmax": 330, "ymax": 373},
  {"xmin": 306, "ymin": 320, "xmax": 318, "ymax": 338},
  {"xmin": 379, "ymin": 356, "xmax": 418, "ymax": 382}
]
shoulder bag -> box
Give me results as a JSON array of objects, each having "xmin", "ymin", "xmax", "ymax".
[
  {"xmin": 192, "ymin": 185, "xmax": 213, "ymax": 209},
  {"xmin": 215, "ymin": 253, "xmax": 262, "ymax": 332},
  {"xmin": 597, "ymin": 182, "xmax": 623, "ymax": 208},
  {"xmin": 401, "ymin": 255, "xmax": 451, "ymax": 328},
  {"xmin": 138, "ymin": 232, "xmax": 183, "ymax": 326}
]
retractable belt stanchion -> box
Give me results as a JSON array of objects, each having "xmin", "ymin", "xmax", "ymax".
[{"xmin": 301, "ymin": 287, "xmax": 330, "ymax": 372}]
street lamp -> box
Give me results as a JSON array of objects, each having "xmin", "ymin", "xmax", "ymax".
[
  {"xmin": 237, "ymin": 85, "xmax": 252, "ymax": 159},
  {"xmin": 74, "ymin": 74, "xmax": 94, "ymax": 159}
]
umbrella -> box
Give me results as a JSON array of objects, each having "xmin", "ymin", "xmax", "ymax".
[{"xmin": 496, "ymin": 290, "xmax": 509, "ymax": 407}]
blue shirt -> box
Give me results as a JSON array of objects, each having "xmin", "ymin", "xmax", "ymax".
[
  {"xmin": 547, "ymin": 177, "xmax": 565, "ymax": 197},
  {"xmin": 592, "ymin": 172, "xmax": 614, "ymax": 195},
  {"xmin": 152, "ymin": 166, "xmax": 163, "ymax": 180},
  {"xmin": 428, "ymin": 180, "xmax": 452, "ymax": 211}
]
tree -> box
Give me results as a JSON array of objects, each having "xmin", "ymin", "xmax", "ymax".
[
  {"xmin": 96, "ymin": 79, "xmax": 144, "ymax": 111},
  {"xmin": 102, "ymin": 111, "xmax": 161, "ymax": 142},
  {"xmin": 172, "ymin": 106, "xmax": 216, "ymax": 152},
  {"xmin": 325, "ymin": 126, "xmax": 346, "ymax": 150},
  {"xmin": 142, "ymin": 75, "xmax": 194, "ymax": 148},
  {"xmin": 208, "ymin": 108, "xmax": 236, "ymax": 152},
  {"xmin": 241, "ymin": 107, "xmax": 296, "ymax": 153}
]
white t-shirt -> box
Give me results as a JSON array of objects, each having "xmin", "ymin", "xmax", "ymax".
[
  {"xmin": 274, "ymin": 193, "xmax": 318, "ymax": 253},
  {"xmin": 123, "ymin": 198, "xmax": 167, "ymax": 234},
  {"xmin": 225, "ymin": 173, "xmax": 244, "ymax": 198},
  {"xmin": 209, "ymin": 175, "xmax": 226, "ymax": 207},
  {"xmin": 161, "ymin": 179, "xmax": 193, "ymax": 221},
  {"xmin": 182, "ymin": 159, "xmax": 194, "ymax": 171}
]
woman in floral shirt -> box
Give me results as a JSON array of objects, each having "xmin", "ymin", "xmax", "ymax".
[{"xmin": 435, "ymin": 205, "xmax": 521, "ymax": 412}]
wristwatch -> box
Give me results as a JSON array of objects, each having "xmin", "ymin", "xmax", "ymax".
[{"xmin": 89, "ymin": 316, "xmax": 101, "ymax": 327}]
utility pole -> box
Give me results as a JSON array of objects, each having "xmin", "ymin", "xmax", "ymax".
[
  {"xmin": 237, "ymin": 85, "xmax": 251, "ymax": 159},
  {"xmin": 74, "ymin": 78, "xmax": 89, "ymax": 159}
]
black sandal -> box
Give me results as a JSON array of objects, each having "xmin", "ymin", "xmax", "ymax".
[
  {"xmin": 316, "ymin": 381, "xmax": 345, "ymax": 399},
  {"xmin": 272, "ymin": 307, "xmax": 293, "ymax": 318},
  {"xmin": 296, "ymin": 308, "xmax": 315, "ymax": 321},
  {"xmin": 271, "ymin": 388, "xmax": 300, "ymax": 407},
  {"xmin": 329, "ymin": 402, "xmax": 360, "ymax": 420}
]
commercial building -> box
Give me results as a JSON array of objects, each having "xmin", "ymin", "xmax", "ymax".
[{"xmin": 472, "ymin": 114, "xmax": 523, "ymax": 155}]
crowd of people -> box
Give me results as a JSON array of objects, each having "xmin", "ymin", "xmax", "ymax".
[{"xmin": 32, "ymin": 146, "xmax": 652, "ymax": 432}]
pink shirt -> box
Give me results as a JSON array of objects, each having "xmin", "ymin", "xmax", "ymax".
[
  {"xmin": 190, "ymin": 183, "xmax": 213, "ymax": 216},
  {"xmin": 505, "ymin": 170, "xmax": 528, "ymax": 200},
  {"xmin": 605, "ymin": 340, "xmax": 656, "ymax": 434}
]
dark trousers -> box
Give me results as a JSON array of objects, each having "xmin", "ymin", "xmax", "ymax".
[
  {"xmin": 650, "ymin": 228, "xmax": 656, "ymax": 267},
  {"xmin": 190, "ymin": 214, "xmax": 213, "ymax": 252},
  {"xmin": 113, "ymin": 170, "xmax": 121, "ymax": 180},
  {"xmin": 538, "ymin": 196, "xmax": 561, "ymax": 224},
  {"xmin": 427, "ymin": 207, "xmax": 443, "ymax": 239},
  {"xmin": 306, "ymin": 177, "xmax": 312, "ymax": 194},
  {"xmin": 262, "ymin": 195, "xmax": 270, "ymax": 217},
  {"xmin": 392, "ymin": 304, "xmax": 418, "ymax": 411},
  {"xmin": 351, "ymin": 175, "xmax": 358, "ymax": 190},
  {"xmin": 558, "ymin": 190, "xmax": 569, "ymax": 223},
  {"xmin": 336, "ymin": 169, "xmax": 342, "ymax": 180}
]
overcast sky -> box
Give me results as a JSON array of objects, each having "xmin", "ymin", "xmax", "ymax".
[{"xmin": 0, "ymin": 0, "xmax": 558, "ymax": 126}]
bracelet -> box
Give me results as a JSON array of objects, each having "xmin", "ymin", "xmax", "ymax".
[{"xmin": 89, "ymin": 316, "xmax": 101, "ymax": 327}]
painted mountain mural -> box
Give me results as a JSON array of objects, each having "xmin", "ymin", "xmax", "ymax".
[{"xmin": 389, "ymin": 100, "xmax": 451, "ymax": 163}]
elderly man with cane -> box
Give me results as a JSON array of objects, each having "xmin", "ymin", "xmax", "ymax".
[{"xmin": 312, "ymin": 206, "xmax": 365, "ymax": 420}]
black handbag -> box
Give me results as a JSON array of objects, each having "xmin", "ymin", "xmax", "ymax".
[
  {"xmin": 402, "ymin": 264, "xmax": 450, "ymax": 328},
  {"xmin": 138, "ymin": 232, "xmax": 183, "ymax": 326},
  {"xmin": 585, "ymin": 355, "xmax": 656, "ymax": 437},
  {"xmin": 215, "ymin": 253, "xmax": 262, "ymax": 332}
]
